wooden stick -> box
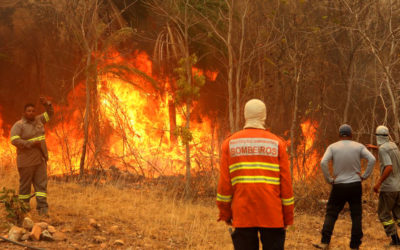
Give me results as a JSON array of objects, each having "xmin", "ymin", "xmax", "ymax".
[{"xmin": 0, "ymin": 235, "xmax": 46, "ymax": 250}]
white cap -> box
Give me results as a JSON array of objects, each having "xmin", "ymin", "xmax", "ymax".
[{"xmin": 376, "ymin": 125, "xmax": 389, "ymax": 136}]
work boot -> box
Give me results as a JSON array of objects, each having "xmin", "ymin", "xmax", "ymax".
[
  {"xmin": 386, "ymin": 234, "xmax": 400, "ymax": 248},
  {"xmin": 38, "ymin": 207, "xmax": 49, "ymax": 218},
  {"xmin": 312, "ymin": 243, "xmax": 329, "ymax": 249}
]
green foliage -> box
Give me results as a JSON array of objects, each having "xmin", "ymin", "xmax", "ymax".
[
  {"xmin": 0, "ymin": 188, "xmax": 30, "ymax": 225},
  {"xmin": 173, "ymin": 126, "xmax": 193, "ymax": 144},
  {"xmin": 174, "ymin": 54, "xmax": 205, "ymax": 105}
]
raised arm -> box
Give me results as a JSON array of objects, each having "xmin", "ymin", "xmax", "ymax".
[{"xmin": 39, "ymin": 97, "xmax": 54, "ymax": 124}]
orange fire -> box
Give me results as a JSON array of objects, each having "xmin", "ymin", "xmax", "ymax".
[
  {"xmin": 293, "ymin": 120, "xmax": 320, "ymax": 180},
  {"xmin": 0, "ymin": 113, "xmax": 14, "ymax": 167},
  {"xmin": 0, "ymin": 50, "xmax": 218, "ymax": 176}
]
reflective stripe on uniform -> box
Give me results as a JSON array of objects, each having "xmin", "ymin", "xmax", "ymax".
[
  {"xmin": 282, "ymin": 197, "xmax": 294, "ymax": 206},
  {"xmin": 229, "ymin": 162, "xmax": 280, "ymax": 173},
  {"xmin": 216, "ymin": 193, "xmax": 232, "ymax": 202},
  {"xmin": 382, "ymin": 219, "xmax": 395, "ymax": 226},
  {"xmin": 43, "ymin": 112, "xmax": 50, "ymax": 122},
  {"xmin": 231, "ymin": 175, "xmax": 280, "ymax": 186},
  {"xmin": 35, "ymin": 192, "xmax": 47, "ymax": 197},
  {"xmin": 10, "ymin": 135, "xmax": 20, "ymax": 141},
  {"xmin": 18, "ymin": 194, "xmax": 31, "ymax": 199},
  {"xmin": 28, "ymin": 135, "xmax": 46, "ymax": 142}
]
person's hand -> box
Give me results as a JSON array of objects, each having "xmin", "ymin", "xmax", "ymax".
[
  {"xmin": 39, "ymin": 97, "xmax": 50, "ymax": 106},
  {"xmin": 357, "ymin": 172, "xmax": 364, "ymax": 181},
  {"xmin": 225, "ymin": 219, "xmax": 232, "ymax": 226},
  {"xmin": 374, "ymin": 182, "xmax": 381, "ymax": 193}
]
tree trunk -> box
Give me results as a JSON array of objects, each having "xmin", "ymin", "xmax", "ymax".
[
  {"xmin": 79, "ymin": 51, "xmax": 92, "ymax": 177},
  {"xmin": 289, "ymin": 60, "xmax": 302, "ymax": 180},
  {"xmin": 184, "ymin": 102, "xmax": 191, "ymax": 199},
  {"xmin": 234, "ymin": 0, "xmax": 248, "ymax": 132},
  {"xmin": 342, "ymin": 65, "xmax": 354, "ymax": 124},
  {"xmin": 383, "ymin": 74, "xmax": 400, "ymax": 142},
  {"xmin": 92, "ymin": 40, "xmax": 101, "ymax": 167},
  {"xmin": 227, "ymin": 0, "xmax": 235, "ymax": 133},
  {"xmin": 183, "ymin": 1, "xmax": 192, "ymax": 199},
  {"xmin": 289, "ymin": 78, "xmax": 299, "ymax": 180},
  {"xmin": 168, "ymin": 99, "xmax": 177, "ymax": 143}
]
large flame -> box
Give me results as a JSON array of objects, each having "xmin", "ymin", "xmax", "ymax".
[
  {"xmin": 293, "ymin": 120, "xmax": 319, "ymax": 180},
  {"xmin": 0, "ymin": 112, "xmax": 14, "ymax": 167},
  {"xmin": 0, "ymin": 50, "xmax": 219, "ymax": 177}
]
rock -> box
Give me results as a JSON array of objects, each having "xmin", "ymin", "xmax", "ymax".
[
  {"xmin": 89, "ymin": 218, "xmax": 96, "ymax": 226},
  {"xmin": 109, "ymin": 225, "xmax": 119, "ymax": 234},
  {"xmin": 8, "ymin": 226, "xmax": 25, "ymax": 241},
  {"xmin": 41, "ymin": 230, "xmax": 54, "ymax": 241},
  {"xmin": 30, "ymin": 224, "xmax": 43, "ymax": 241},
  {"xmin": 61, "ymin": 226, "xmax": 72, "ymax": 233},
  {"xmin": 93, "ymin": 235, "xmax": 107, "ymax": 243},
  {"xmin": 47, "ymin": 225, "xmax": 57, "ymax": 234},
  {"xmin": 22, "ymin": 217, "xmax": 34, "ymax": 230},
  {"xmin": 21, "ymin": 232, "xmax": 30, "ymax": 241},
  {"xmin": 89, "ymin": 219, "xmax": 101, "ymax": 229},
  {"xmin": 53, "ymin": 231, "xmax": 67, "ymax": 241},
  {"xmin": 36, "ymin": 222, "xmax": 48, "ymax": 230},
  {"xmin": 114, "ymin": 239, "xmax": 125, "ymax": 246}
]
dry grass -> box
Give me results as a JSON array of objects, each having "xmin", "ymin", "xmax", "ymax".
[{"xmin": 0, "ymin": 167, "xmax": 395, "ymax": 250}]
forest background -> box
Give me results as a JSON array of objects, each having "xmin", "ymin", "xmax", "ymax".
[{"xmin": 0, "ymin": 0, "xmax": 399, "ymax": 201}]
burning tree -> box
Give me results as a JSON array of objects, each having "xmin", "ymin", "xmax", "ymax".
[
  {"xmin": 58, "ymin": 0, "xmax": 141, "ymax": 176},
  {"xmin": 173, "ymin": 55, "xmax": 205, "ymax": 198}
]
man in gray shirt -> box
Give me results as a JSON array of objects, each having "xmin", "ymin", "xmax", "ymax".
[
  {"xmin": 314, "ymin": 124, "xmax": 376, "ymax": 250},
  {"xmin": 372, "ymin": 125, "xmax": 400, "ymax": 246}
]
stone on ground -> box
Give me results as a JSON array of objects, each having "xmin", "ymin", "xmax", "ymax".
[
  {"xmin": 41, "ymin": 230, "xmax": 54, "ymax": 241},
  {"xmin": 36, "ymin": 222, "xmax": 48, "ymax": 230},
  {"xmin": 22, "ymin": 217, "xmax": 34, "ymax": 231},
  {"xmin": 114, "ymin": 239, "xmax": 125, "ymax": 245},
  {"xmin": 47, "ymin": 225, "xmax": 57, "ymax": 234},
  {"xmin": 89, "ymin": 218, "xmax": 101, "ymax": 229},
  {"xmin": 30, "ymin": 224, "xmax": 43, "ymax": 241},
  {"xmin": 8, "ymin": 226, "xmax": 25, "ymax": 241},
  {"xmin": 109, "ymin": 225, "xmax": 119, "ymax": 234},
  {"xmin": 21, "ymin": 232, "xmax": 30, "ymax": 241},
  {"xmin": 93, "ymin": 235, "xmax": 107, "ymax": 243}
]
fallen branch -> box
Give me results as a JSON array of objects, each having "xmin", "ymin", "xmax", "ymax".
[{"xmin": 0, "ymin": 235, "xmax": 46, "ymax": 250}]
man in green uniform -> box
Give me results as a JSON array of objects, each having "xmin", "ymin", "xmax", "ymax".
[
  {"xmin": 10, "ymin": 97, "xmax": 54, "ymax": 216},
  {"xmin": 372, "ymin": 125, "xmax": 400, "ymax": 246}
]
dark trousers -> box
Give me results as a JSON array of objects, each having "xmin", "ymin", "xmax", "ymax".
[
  {"xmin": 378, "ymin": 191, "xmax": 400, "ymax": 236},
  {"xmin": 17, "ymin": 161, "xmax": 48, "ymax": 210},
  {"xmin": 231, "ymin": 227, "xmax": 285, "ymax": 250},
  {"xmin": 321, "ymin": 182, "xmax": 362, "ymax": 249}
]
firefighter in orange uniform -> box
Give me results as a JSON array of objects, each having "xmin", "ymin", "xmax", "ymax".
[{"xmin": 217, "ymin": 99, "xmax": 294, "ymax": 250}]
